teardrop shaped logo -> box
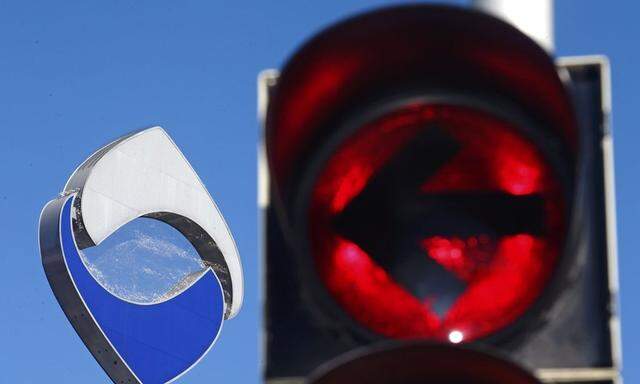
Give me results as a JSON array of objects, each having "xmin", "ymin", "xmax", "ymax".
[{"xmin": 39, "ymin": 127, "xmax": 243, "ymax": 384}]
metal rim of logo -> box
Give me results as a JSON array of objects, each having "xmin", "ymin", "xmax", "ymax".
[{"xmin": 39, "ymin": 127, "xmax": 244, "ymax": 384}]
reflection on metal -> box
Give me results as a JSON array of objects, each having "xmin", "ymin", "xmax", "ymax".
[
  {"xmin": 537, "ymin": 368, "xmax": 619, "ymax": 382},
  {"xmin": 39, "ymin": 127, "xmax": 243, "ymax": 383},
  {"xmin": 258, "ymin": 70, "xmax": 280, "ymax": 376},
  {"xmin": 258, "ymin": 69, "xmax": 279, "ymax": 209},
  {"xmin": 63, "ymin": 127, "xmax": 242, "ymax": 317}
]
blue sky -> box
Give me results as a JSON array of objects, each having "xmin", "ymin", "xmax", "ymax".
[{"xmin": 0, "ymin": 1, "xmax": 637, "ymax": 383}]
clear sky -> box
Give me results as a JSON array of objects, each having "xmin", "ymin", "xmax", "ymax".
[{"xmin": 0, "ymin": 1, "xmax": 637, "ymax": 383}]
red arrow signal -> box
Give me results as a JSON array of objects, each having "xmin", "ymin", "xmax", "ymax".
[{"xmin": 307, "ymin": 103, "xmax": 566, "ymax": 343}]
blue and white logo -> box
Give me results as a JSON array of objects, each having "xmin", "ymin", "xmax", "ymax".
[{"xmin": 39, "ymin": 127, "xmax": 243, "ymax": 384}]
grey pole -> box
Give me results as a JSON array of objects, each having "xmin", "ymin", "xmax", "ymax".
[{"xmin": 473, "ymin": 0, "xmax": 554, "ymax": 52}]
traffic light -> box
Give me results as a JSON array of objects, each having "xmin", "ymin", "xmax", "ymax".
[
  {"xmin": 308, "ymin": 342, "xmax": 542, "ymax": 384},
  {"xmin": 260, "ymin": 4, "xmax": 620, "ymax": 383}
]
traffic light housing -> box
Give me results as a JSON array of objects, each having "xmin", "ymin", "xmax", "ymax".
[
  {"xmin": 260, "ymin": 5, "xmax": 620, "ymax": 383},
  {"xmin": 307, "ymin": 342, "xmax": 542, "ymax": 384}
]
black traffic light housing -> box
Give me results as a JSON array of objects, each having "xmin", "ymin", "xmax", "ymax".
[
  {"xmin": 260, "ymin": 5, "xmax": 620, "ymax": 384},
  {"xmin": 308, "ymin": 342, "xmax": 543, "ymax": 384}
]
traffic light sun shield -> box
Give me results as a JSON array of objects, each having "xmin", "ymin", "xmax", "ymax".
[{"xmin": 300, "ymin": 99, "xmax": 570, "ymax": 343}]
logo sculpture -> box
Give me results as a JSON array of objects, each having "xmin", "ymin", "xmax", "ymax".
[{"xmin": 39, "ymin": 127, "xmax": 243, "ymax": 383}]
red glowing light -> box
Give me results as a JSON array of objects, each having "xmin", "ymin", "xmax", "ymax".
[
  {"xmin": 265, "ymin": 5, "xmax": 578, "ymax": 189},
  {"xmin": 320, "ymin": 237, "xmax": 441, "ymax": 338},
  {"xmin": 308, "ymin": 103, "xmax": 564, "ymax": 342},
  {"xmin": 422, "ymin": 236, "xmax": 494, "ymax": 282}
]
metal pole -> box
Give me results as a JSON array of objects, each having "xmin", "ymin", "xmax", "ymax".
[{"xmin": 473, "ymin": 0, "xmax": 554, "ymax": 53}]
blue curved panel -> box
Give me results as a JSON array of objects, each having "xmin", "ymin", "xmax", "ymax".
[{"xmin": 59, "ymin": 196, "xmax": 225, "ymax": 383}]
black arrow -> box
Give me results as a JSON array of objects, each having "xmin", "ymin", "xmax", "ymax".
[{"xmin": 334, "ymin": 126, "xmax": 545, "ymax": 316}]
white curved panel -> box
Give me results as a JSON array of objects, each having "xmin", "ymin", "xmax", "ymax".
[{"xmin": 66, "ymin": 127, "xmax": 243, "ymax": 318}]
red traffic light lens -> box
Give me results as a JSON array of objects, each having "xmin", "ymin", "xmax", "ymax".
[
  {"xmin": 265, "ymin": 6, "xmax": 577, "ymax": 192},
  {"xmin": 308, "ymin": 342, "xmax": 542, "ymax": 384},
  {"xmin": 308, "ymin": 102, "xmax": 566, "ymax": 343}
]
